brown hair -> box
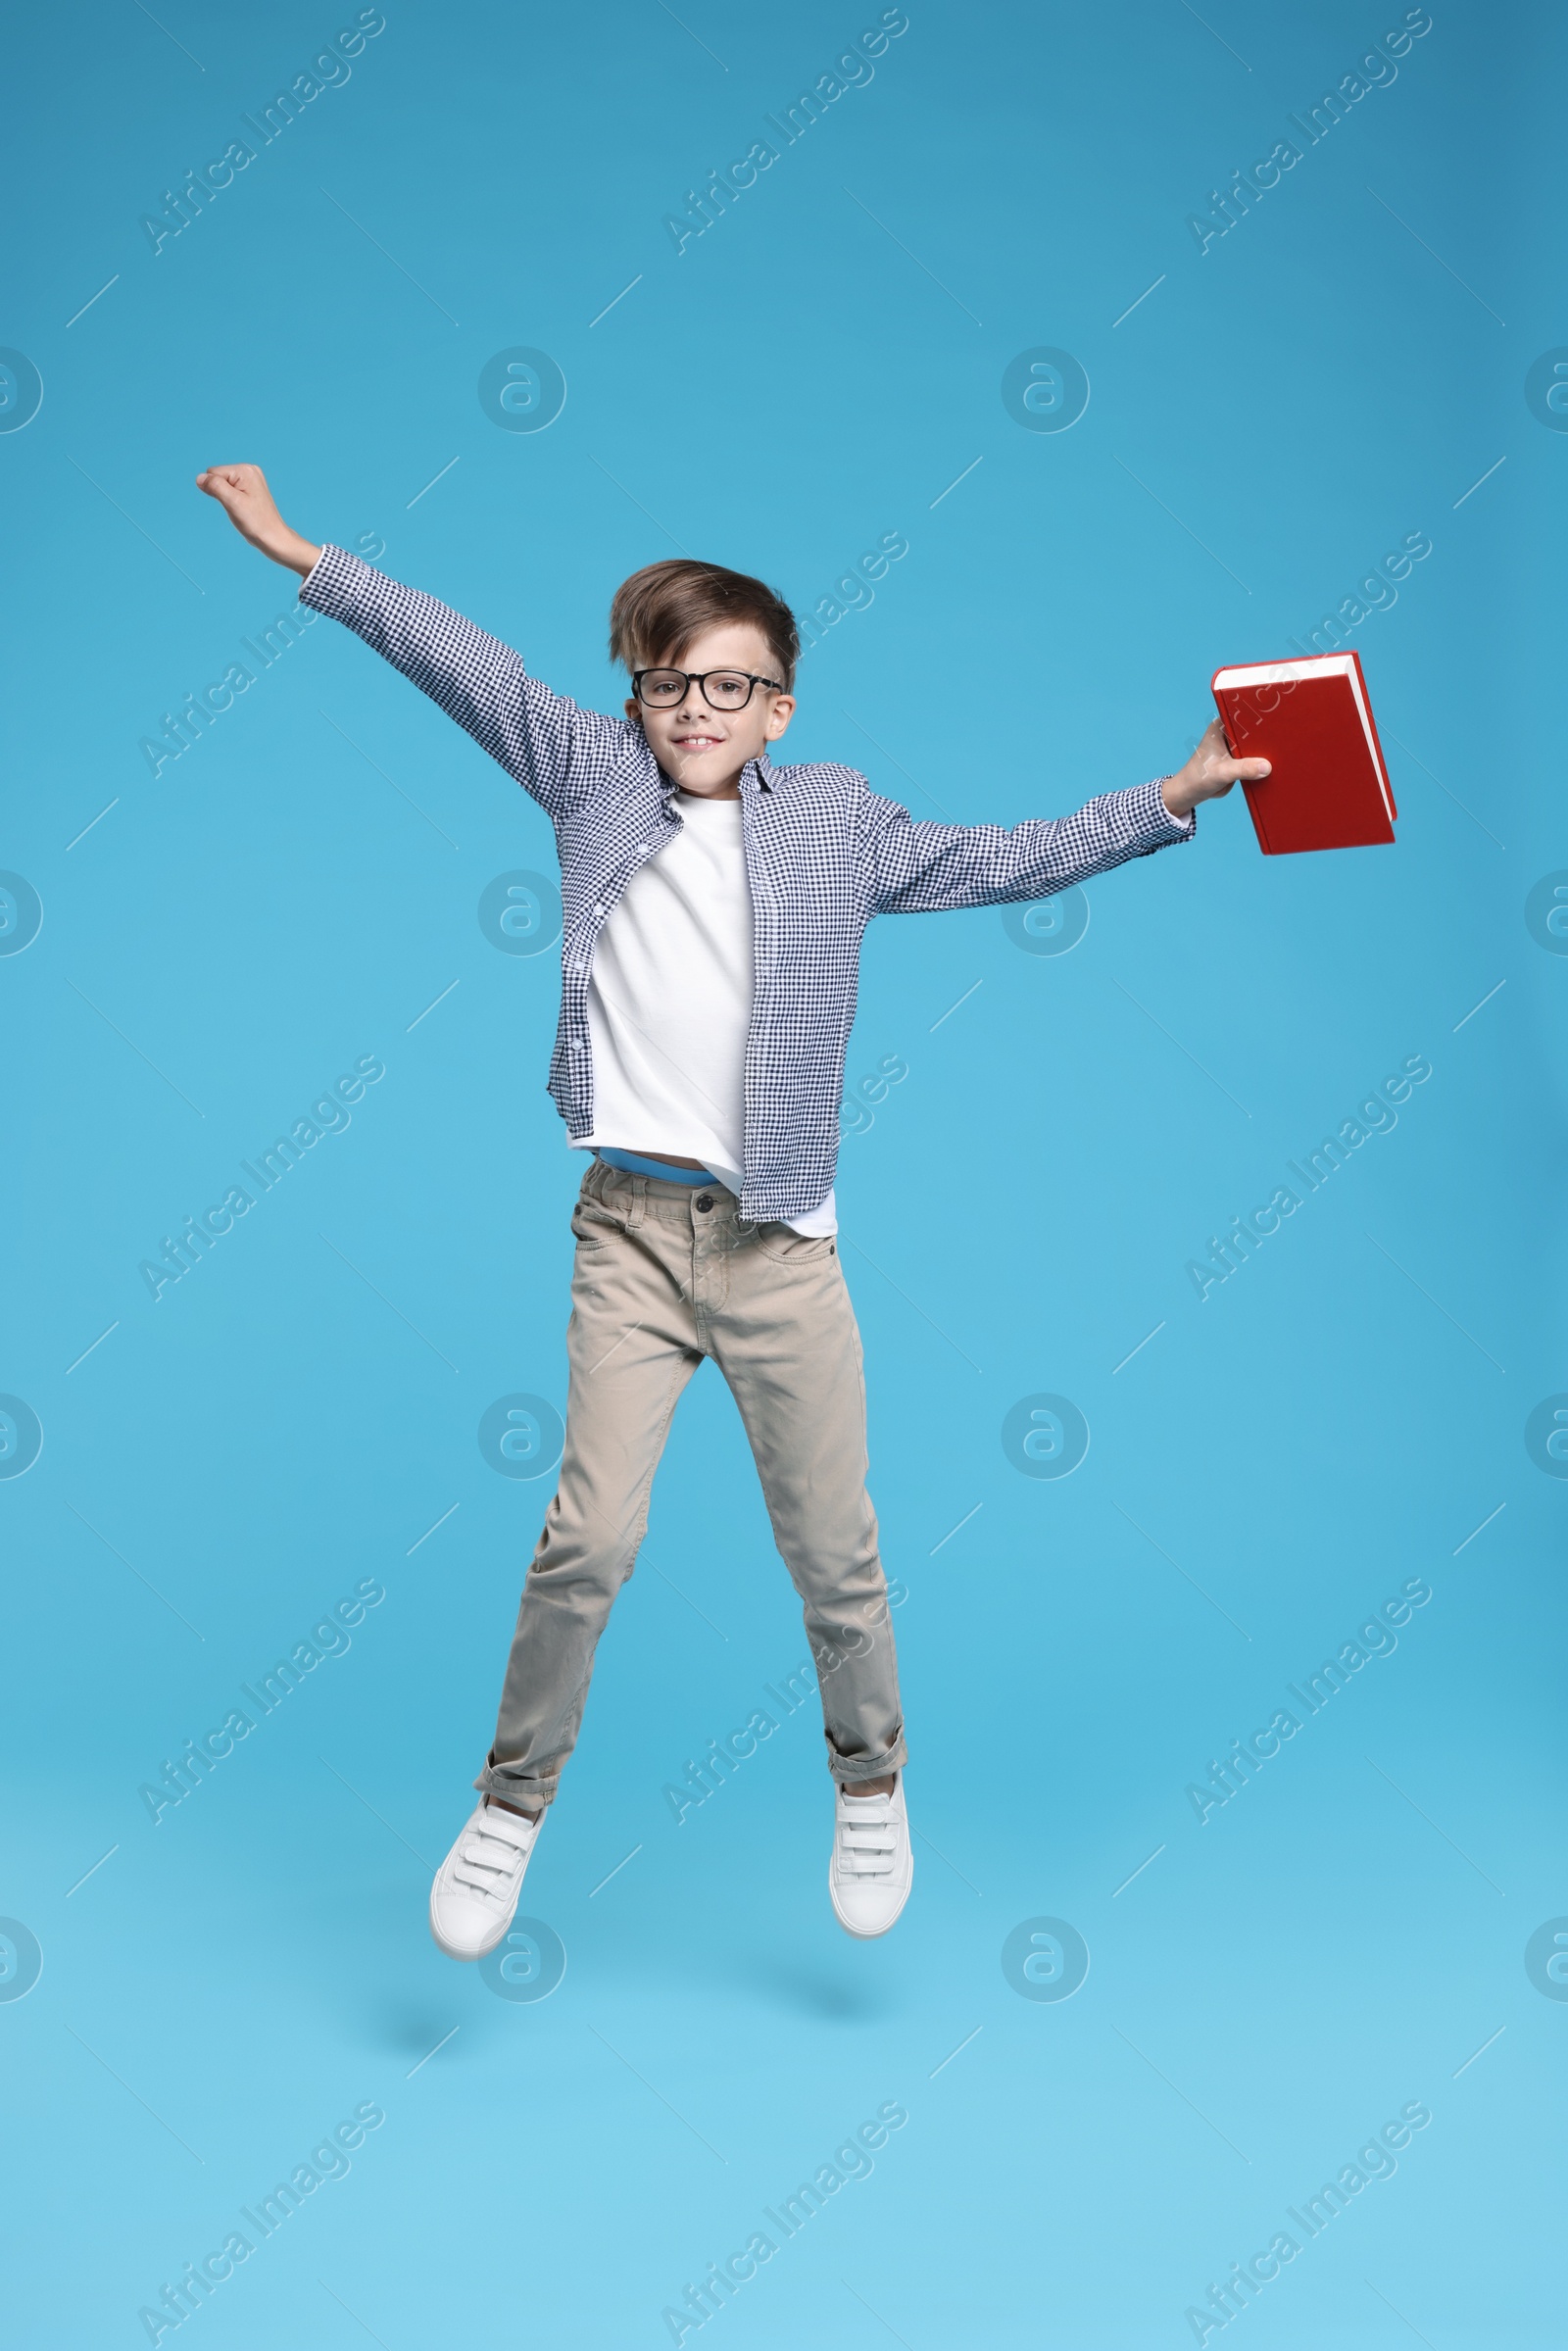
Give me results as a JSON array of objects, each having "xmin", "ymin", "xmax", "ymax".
[{"xmin": 609, "ymin": 559, "xmax": 800, "ymax": 690}]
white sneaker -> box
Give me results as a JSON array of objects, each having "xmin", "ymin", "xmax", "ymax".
[
  {"xmin": 828, "ymin": 1775, "xmax": 913, "ymax": 1937},
  {"xmin": 429, "ymin": 1799, "xmax": 542, "ymax": 1960}
]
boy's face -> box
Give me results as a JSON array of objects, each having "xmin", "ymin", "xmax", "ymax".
[{"xmin": 625, "ymin": 621, "xmax": 796, "ymax": 800}]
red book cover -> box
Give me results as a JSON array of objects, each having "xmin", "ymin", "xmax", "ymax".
[{"xmin": 1211, "ymin": 650, "xmax": 1396, "ymax": 855}]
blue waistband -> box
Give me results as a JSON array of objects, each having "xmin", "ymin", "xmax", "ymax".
[{"xmin": 594, "ymin": 1148, "xmax": 719, "ymax": 1189}]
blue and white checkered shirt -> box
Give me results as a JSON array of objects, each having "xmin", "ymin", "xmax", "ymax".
[{"xmin": 301, "ymin": 547, "xmax": 1195, "ymax": 1222}]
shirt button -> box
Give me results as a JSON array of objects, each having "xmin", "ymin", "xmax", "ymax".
[{"xmin": 695, "ymin": 1194, "xmax": 713, "ymax": 1213}]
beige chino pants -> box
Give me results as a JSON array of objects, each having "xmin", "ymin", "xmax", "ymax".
[{"xmin": 477, "ymin": 1156, "xmax": 906, "ymax": 1810}]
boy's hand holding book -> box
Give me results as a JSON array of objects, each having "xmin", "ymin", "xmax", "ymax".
[{"xmin": 1161, "ymin": 717, "xmax": 1272, "ymax": 822}]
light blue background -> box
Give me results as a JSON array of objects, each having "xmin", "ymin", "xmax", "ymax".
[{"xmin": 3, "ymin": 1, "xmax": 1562, "ymax": 2344}]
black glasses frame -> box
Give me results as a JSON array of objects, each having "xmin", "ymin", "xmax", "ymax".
[{"xmin": 631, "ymin": 666, "xmax": 786, "ymax": 710}]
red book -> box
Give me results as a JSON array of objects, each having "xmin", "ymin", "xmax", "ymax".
[{"xmin": 1211, "ymin": 650, "xmax": 1396, "ymax": 855}]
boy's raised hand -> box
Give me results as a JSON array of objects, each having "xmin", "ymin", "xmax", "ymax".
[
  {"xmin": 195, "ymin": 463, "xmax": 320, "ymax": 576},
  {"xmin": 1161, "ymin": 716, "xmax": 1271, "ymax": 821}
]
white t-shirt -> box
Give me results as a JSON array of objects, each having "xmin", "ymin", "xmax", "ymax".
[{"xmin": 575, "ymin": 790, "xmax": 837, "ymax": 1237}]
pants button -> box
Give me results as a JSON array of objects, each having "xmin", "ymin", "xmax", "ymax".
[{"xmin": 695, "ymin": 1194, "xmax": 713, "ymax": 1212}]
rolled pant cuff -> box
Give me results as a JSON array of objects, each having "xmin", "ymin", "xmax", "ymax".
[
  {"xmin": 475, "ymin": 1762, "xmax": 559, "ymax": 1810},
  {"xmin": 826, "ymin": 1731, "xmax": 907, "ymax": 1786}
]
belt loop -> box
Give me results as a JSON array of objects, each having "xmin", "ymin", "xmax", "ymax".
[{"xmin": 627, "ymin": 1172, "xmax": 646, "ymax": 1233}]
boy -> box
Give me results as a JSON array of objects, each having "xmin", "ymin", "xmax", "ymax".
[{"xmin": 196, "ymin": 463, "xmax": 1267, "ymax": 1950}]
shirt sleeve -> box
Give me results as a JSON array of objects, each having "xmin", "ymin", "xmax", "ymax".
[
  {"xmin": 298, "ymin": 544, "xmax": 631, "ymax": 822},
  {"xmin": 861, "ymin": 775, "xmax": 1196, "ymax": 915}
]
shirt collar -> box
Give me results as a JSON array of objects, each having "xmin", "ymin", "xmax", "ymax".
[{"xmin": 658, "ymin": 755, "xmax": 774, "ymax": 800}]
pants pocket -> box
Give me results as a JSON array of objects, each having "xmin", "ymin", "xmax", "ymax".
[
  {"xmin": 747, "ymin": 1224, "xmax": 837, "ymax": 1267},
  {"xmin": 570, "ymin": 1204, "xmax": 626, "ymax": 1251}
]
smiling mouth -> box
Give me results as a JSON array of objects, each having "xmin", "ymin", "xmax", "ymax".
[{"xmin": 673, "ymin": 734, "xmax": 723, "ymax": 752}]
